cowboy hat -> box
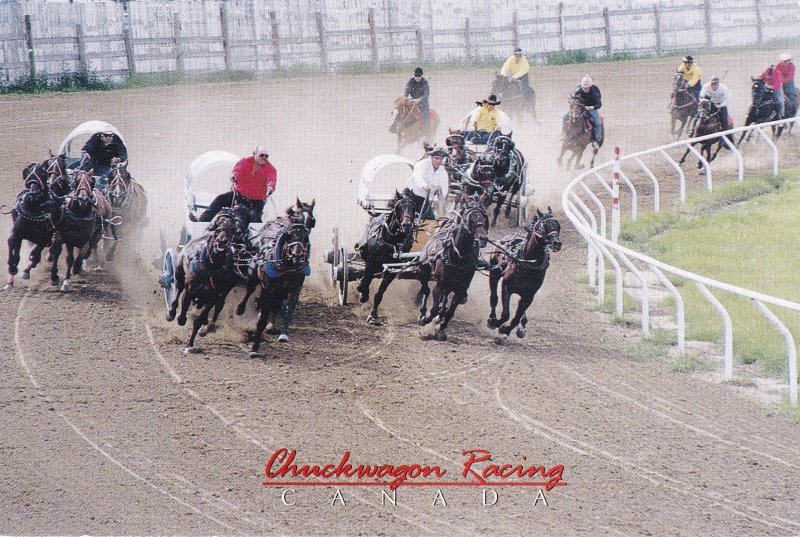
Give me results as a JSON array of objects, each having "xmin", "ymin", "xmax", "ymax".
[
  {"xmin": 476, "ymin": 94, "xmax": 501, "ymax": 106},
  {"xmin": 682, "ymin": 55, "xmax": 693, "ymax": 63},
  {"xmin": 428, "ymin": 147, "xmax": 449, "ymax": 158},
  {"xmin": 780, "ymin": 53, "xmax": 792, "ymax": 61}
]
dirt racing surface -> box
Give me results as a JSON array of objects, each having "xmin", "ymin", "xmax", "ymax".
[{"xmin": 2, "ymin": 49, "xmax": 800, "ymax": 536}]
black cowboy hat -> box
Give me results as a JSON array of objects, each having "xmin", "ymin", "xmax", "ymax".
[
  {"xmin": 475, "ymin": 94, "xmax": 501, "ymax": 106},
  {"xmin": 428, "ymin": 147, "xmax": 449, "ymax": 158},
  {"xmin": 414, "ymin": 67, "xmax": 423, "ymax": 76}
]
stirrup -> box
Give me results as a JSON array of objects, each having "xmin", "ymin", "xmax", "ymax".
[{"xmin": 591, "ymin": 140, "xmax": 599, "ymax": 150}]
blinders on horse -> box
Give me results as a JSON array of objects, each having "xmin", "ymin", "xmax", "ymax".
[{"xmin": 530, "ymin": 211, "xmax": 562, "ymax": 252}]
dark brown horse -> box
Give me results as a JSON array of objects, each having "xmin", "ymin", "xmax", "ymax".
[
  {"xmin": 4, "ymin": 161, "xmax": 55, "ymax": 289},
  {"xmin": 166, "ymin": 211, "xmax": 238, "ymax": 352},
  {"xmin": 239, "ymin": 199, "xmax": 315, "ymax": 356},
  {"xmin": 417, "ymin": 198, "xmax": 489, "ymax": 340},
  {"xmin": 49, "ymin": 169, "xmax": 111, "ymax": 291},
  {"xmin": 737, "ymin": 78, "xmax": 785, "ymax": 145},
  {"xmin": 558, "ymin": 97, "xmax": 603, "ymax": 170},
  {"xmin": 389, "ymin": 97, "xmax": 439, "ymax": 151},
  {"xmin": 487, "ymin": 208, "xmax": 562, "ymax": 337},
  {"xmin": 354, "ymin": 190, "xmax": 416, "ymax": 324},
  {"xmin": 679, "ymin": 99, "xmax": 730, "ymax": 168},
  {"xmin": 104, "ymin": 162, "xmax": 148, "ymax": 261},
  {"xmin": 669, "ymin": 72, "xmax": 698, "ymax": 138}
]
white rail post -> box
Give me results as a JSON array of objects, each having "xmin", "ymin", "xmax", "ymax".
[
  {"xmin": 695, "ymin": 282, "xmax": 733, "ymax": 381},
  {"xmin": 611, "ymin": 147, "xmax": 621, "ymax": 243},
  {"xmin": 754, "ymin": 300, "xmax": 798, "ymax": 407}
]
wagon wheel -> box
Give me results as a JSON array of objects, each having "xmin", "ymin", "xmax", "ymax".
[
  {"xmin": 161, "ymin": 248, "xmax": 178, "ymax": 310},
  {"xmin": 328, "ymin": 227, "xmax": 340, "ymax": 287},
  {"xmin": 336, "ymin": 245, "xmax": 349, "ymax": 306}
]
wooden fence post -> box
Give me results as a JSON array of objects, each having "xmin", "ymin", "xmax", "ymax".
[
  {"xmin": 76, "ymin": 23, "xmax": 87, "ymax": 73},
  {"xmin": 270, "ymin": 11, "xmax": 281, "ymax": 71},
  {"xmin": 704, "ymin": 0, "xmax": 712, "ymax": 47},
  {"xmin": 172, "ymin": 11, "xmax": 184, "ymax": 73},
  {"xmin": 220, "ymin": 2, "xmax": 231, "ymax": 71},
  {"xmin": 24, "ymin": 14, "xmax": 35, "ymax": 78},
  {"xmin": 464, "ymin": 17, "xmax": 471, "ymax": 62},
  {"xmin": 512, "ymin": 11, "xmax": 519, "ymax": 50},
  {"xmin": 316, "ymin": 12, "xmax": 329, "ymax": 72},
  {"xmin": 653, "ymin": 5, "xmax": 662, "ymax": 56},
  {"xmin": 558, "ymin": 2, "xmax": 565, "ymax": 51},
  {"xmin": 415, "ymin": 27, "xmax": 423, "ymax": 62},
  {"xmin": 602, "ymin": 8, "xmax": 612, "ymax": 57},
  {"xmin": 755, "ymin": 0, "xmax": 763, "ymax": 46},
  {"xmin": 368, "ymin": 8, "xmax": 379, "ymax": 72},
  {"xmin": 122, "ymin": 2, "xmax": 136, "ymax": 75}
]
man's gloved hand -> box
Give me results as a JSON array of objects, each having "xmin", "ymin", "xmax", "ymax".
[{"xmin": 585, "ymin": 106, "xmax": 594, "ymax": 110}]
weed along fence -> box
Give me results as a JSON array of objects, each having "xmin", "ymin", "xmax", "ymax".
[
  {"xmin": 561, "ymin": 117, "xmax": 800, "ymax": 406},
  {"xmin": 0, "ymin": 0, "xmax": 798, "ymax": 84}
]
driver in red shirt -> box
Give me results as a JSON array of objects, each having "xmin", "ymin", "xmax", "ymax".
[{"xmin": 197, "ymin": 146, "xmax": 277, "ymax": 223}]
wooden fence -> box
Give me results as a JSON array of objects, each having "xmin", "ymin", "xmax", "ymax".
[{"xmin": 0, "ymin": 0, "xmax": 797, "ymax": 83}]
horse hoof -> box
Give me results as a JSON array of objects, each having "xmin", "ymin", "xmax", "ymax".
[
  {"xmin": 499, "ymin": 325, "xmax": 512, "ymax": 336},
  {"xmin": 459, "ymin": 296, "xmax": 468, "ymax": 305},
  {"xmin": 359, "ymin": 294, "xmax": 369, "ymax": 304},
  {"xmin": 21, "ymin": 272, "xmax": 30, "ymax": 280},
  {"xmin": 266, "ymin": 322, "xmax": 280, "ymax": 335},
  {"xmin": 177, "ymin": 316, "xmax": 187, "ymax": 326},
  {"xmin": 277, "ymin": 334, "xmax": 289, "ymax": 343},
  {"xmin": 166, "ymin": 312, "xmax": 176, "ymax": 322},
  {"xmin": 2, "ymin": 283, "xmax": 12, "ymax": 291},
  {"xmin": 249, "ymin": 350, "xmax": 263, "ymax": 358},
  {"xmin": 367, "ymin": 315, "xmax": 381, "ymax": 325},
  {"xmin": 436, "ymin": 330, "xmax": 448, "ymax": 342},
  {"xmin": 60, "ymin": 280, "xmax": 71, "ymax": 292},
  {"xmin": 183, "ymin": 346, "xmax": 199, "ymax": 354},
  {"xmin": 487, "ymin": 318, "xmax": 497, "ymax": 329},
  {"xmin": 50, "ymin": 278, "xmax": 60, "ymax": 286},
  {"xmin": 516, "ymin": 327, "xmax": 526, "ymax": 339},
  {"xmin": 199, "ymin": 324, "xmax": 216, "ymax": 337}
]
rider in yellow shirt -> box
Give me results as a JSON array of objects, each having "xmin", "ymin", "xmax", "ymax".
[
  {"xmin": 500, "ymin": 48, "xmax": 534, "ymax": 103},
  {"xmin": 678, "ymin": 55, "xmax": 702, "ymax": 101}
]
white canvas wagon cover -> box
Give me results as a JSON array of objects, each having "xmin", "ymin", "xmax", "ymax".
[
  {"xmin": 358, "ymin": 154, "xmax": 414, "ymax": 212},
  {"xmin": 57, "ymin": 120, "xmax": 126, "ymax": 157}
]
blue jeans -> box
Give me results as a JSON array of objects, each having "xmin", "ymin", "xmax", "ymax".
[
  {"xmin": 784, "ymin": 81, "xmax": 797, "ymax": 112},
  {"xmin": 585, "ymin": 109, "xmax": 602, "ymax": 142}
]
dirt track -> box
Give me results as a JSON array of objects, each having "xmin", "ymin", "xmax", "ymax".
[{"xmin": 2, "ymin": 50, "xmax": 800, "ymax": 536}]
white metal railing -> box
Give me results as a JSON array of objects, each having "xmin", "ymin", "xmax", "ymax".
[{"xmin": 562, "ymin": 116, "xmax": 800, "ymax": 406}]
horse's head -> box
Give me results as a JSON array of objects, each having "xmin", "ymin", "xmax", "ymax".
[
  {"xmin": 389, "ymin": 96, "xmax": 415, "ymax": 133},
  {"xmin": 44, "ymin": 153, "xmax": 72, "ymax": 197},
  {"xmin": 490, "ymin": 135, "xmax": 515, "ymax": 155},
  {"xmin": 279, "ymin": 220, "xmax": 311, "ymax": 271},
  {"xmin": 528, "ymin": 207, "xmax": 562, "ymax": 253},
  {"xmin": 672, "ymin": 72, "xmax": 688, "ymax": 94},
  {"xmin": 751, "ymin": 77, "xmax": 770, "ymax": 103},
  {"xmin": 106, "ymin": 162, "xmax": 131, "ymax": 207},
  {"xmin": 66, "ymin": 169, "xmax": 96, "ymax": 213},
  {"xmin": 472, "ymin": 155, "xmax": 497, "ymax": 189},
  {"xmin": 459, "ymin": 196, "xmax": 489, "ymax": 249},
  {"xmin": 22, "ymin": 162, "xmax": 48, "ymax": 197},
  {"xmin": 391, "ymin": 189, "xmax": 416, "ymax": 234},
  {"xmin": 287, "ymin": 197, "xmax": 316, "ymax": 230},
  {"xmin": 568, "ymin": 97, "xmax": 585, "ymax": 120},
  {"xmin": 207, "ymin": 212, "xmax": 236, "ymax": 258}
]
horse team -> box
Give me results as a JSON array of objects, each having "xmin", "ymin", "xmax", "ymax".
[{"xmin": 5, "ymin": 152, "xmax": 146, "ymax": 292}]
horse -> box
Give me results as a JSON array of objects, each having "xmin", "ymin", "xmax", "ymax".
[
  {"xmin": 104, "ymin": 162, "xmax": 148, "ymax": 261},
  {"xmin": 487, "ymin": 208, "xmax": 562, "ymax": 337},
  {"xmin": 491, "ymin": 73, "xmax": 537, "ymax": 122},
  {"xmin": 49, "ymin": 169, "xmax": 111, "ymax": 291},
  {"xmin": 737, "ymin": 78, "xmax": 785, "ymax": 145},
  {"xmin": 417, "ymin": 197, "xmax": 489, "ymax": 340},
  {"xmin": 558, "ymin": 97, "xmax": 604, "ymax": 170},
  {"xmin": 679, "ymin": 98, "xmax": 730, "ymax": 168},
  {"xmin": 243, "ymin": 200, "xmax": 315, "ymax": 356},
  {"xmin": 389, "ymin": 97, "xmax": 439, "ymax": 152},
  {"xmin": 669, "ymin": 72, "xmax": 698, "ymax": 138},
  {"xmin": 485, "ymin": 135, "xmax": 527, "ymax": 227},
  {"xmin": 4, "ymin": 161, "xmax": 56, "ymax": 289},
  {"xmin": 352, "ymin": 189, "xmax": 416, "ymax": 324},
  {"xmin": 44, "ymin": 152, "xmax": 73, "ymax": 199},
  {"xmin": 166, "ymin": 211, "xmax": 238, "ymax": 352}
]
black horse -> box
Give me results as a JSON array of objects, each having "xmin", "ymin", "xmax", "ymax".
[
  {"xmin": 243, "ymin": 200, "xmax": 315, "ymax": 356},
  {"xmin": 669, "ymin": 72, "xmax": 698, "ymax": 138},
  {"xmin": 679, "ymin": 99, "xmax": 730, "ymax": 168},
  {"xmin": 417, "ymin": 198, "xmax": 489, "ymax": 340},
  {"xmin": 558, "ymin": 97, "xmax": 604, "ymax": 170},
  {"xmin": 491, "ymin": 73, "xmax": 537, "ymax": 122},
  {"xmin": 4, "ymin": 161, "xmax": 56, "ymax": 289},
  {"xmin": 166, "ymin": 211, "xmax": 238, "ymax": 352},
  {"xmin": 737, "ymin": 78, "xmax": 785, "ymax": 145},
  {"xmin": 104, "ymin": 162, "xmax": 148, "ymax": 261},
  {"xmin": 49, "ymin": 169, "xmax": 111, "ymax": 291},
  {"xmin": 485, "ymin": 135, "xmax": 526, "ymax": 227},
  {"xmin": 487, "ymin": 208, "xmax": 562, "ymax": 337},
  {"xmin": 352, "ymin": 189, "xmax": 417, "ymax": 324}
]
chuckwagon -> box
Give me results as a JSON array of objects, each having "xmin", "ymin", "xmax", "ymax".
[{"xmin": 323, "ymin": 154, "xmax": 438, "ymax": 306}]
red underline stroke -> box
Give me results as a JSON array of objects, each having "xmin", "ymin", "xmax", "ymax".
[{"xmin": 263, "ymin": 481, "xmax": 567, "ymax": 487}]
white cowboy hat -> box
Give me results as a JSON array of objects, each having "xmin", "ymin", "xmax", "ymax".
[{"xmin": 780, "ymin": 53, "xmax": 792, "ymax": 61}]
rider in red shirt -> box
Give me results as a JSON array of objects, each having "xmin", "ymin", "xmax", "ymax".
[
  {"xmin": 198, "ymin": 146, "xmax": 277, "ymax": 222},
  {"xmin": 758, "ymin": 65, "xmax": 785, "ymax": 118}
]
